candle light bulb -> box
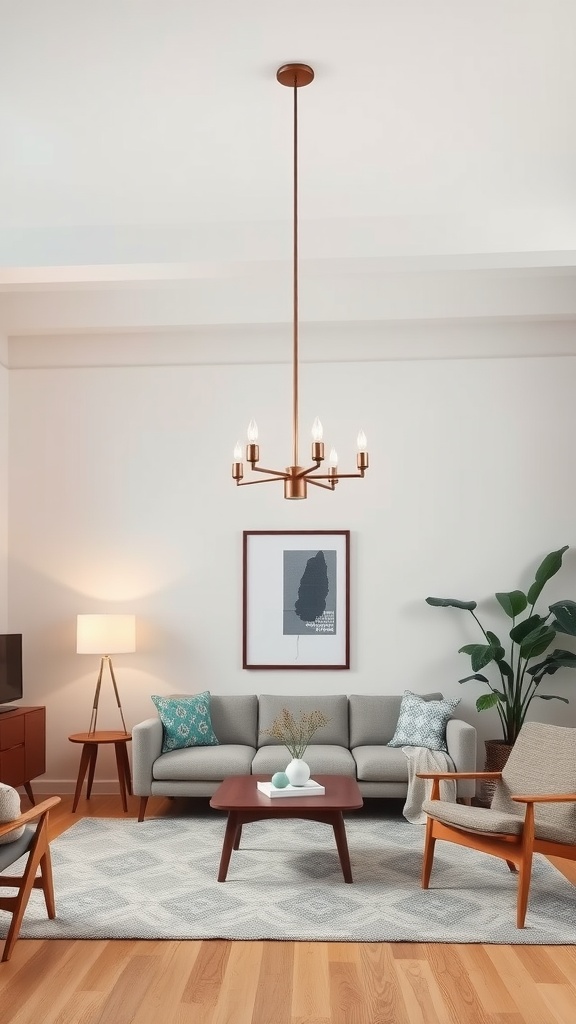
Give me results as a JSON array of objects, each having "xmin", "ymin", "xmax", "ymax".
[
  {"xmin": 233, "ymin": 442, "xmax": 243, "ymax": 461},
  {"xmin": 357, "ymin": 429, "xmax": 368, "ymax": 452},
  {"xmin": 329, "ymin": 447, "xmax": 339, "ymax": 467},
  {"xmin": 311, "ymin": 417, "xmax": 323, "ymax": 442},
  {"xmin": 247, "ymin": 419, "xmax": 259, "ymax": 443}
]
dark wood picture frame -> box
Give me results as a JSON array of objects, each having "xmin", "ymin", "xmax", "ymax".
[{"xmin": 242, "ymin": 530, "xmax": 350, "ymax": 669}]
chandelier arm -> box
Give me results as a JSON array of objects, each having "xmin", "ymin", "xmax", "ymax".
[
  {"xmin": 236, "ymin": 475, "xmax": 290, "ymax": 487},
  {"xmin": 307, "ymin": 478, "xmax": 337, "ymax": 491},
  {"xmin": 250, "ymin": 466, "xmax": 291, "ymax": 478},
  {"xmin": 294, "ymin": 461, "xmax": 323, "ymax": 478},
  {"xmin": 312, "ymin": 470, "xmax": 367, "ymax": 480}
]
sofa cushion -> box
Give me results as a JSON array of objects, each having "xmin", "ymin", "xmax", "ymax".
[
  {"xmin": 348, "ymin": 693, "xmax": 444, "ymax": 747},
  {"xmin": 209, "ymin": 694, "xmax": 258, "ymax": 747},
  {"xmin": 257, "ymin": 694, "xmax": 349, "ymax": 748},
  {"xmin": 153, "ymin": 744, "xmax": 256, "ymax": 781},
  {"xmin": 387, "ymin": 690, "xmax": 460, "ymax": 752},
  {"xmin": 352, "ymin": 745, "xmax": 410, "ymax": 783},
  {"xmin": 152, "ymin": 692, "xmax": 219, "ymax": 752},
  {"xmin": 251, "ymin": 744, "xmax": 356, "ymax": 777}
]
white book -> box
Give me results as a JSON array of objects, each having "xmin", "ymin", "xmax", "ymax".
[{"xmin": 257, "ymin": 779, "xmax": 325, "ymax": 798}]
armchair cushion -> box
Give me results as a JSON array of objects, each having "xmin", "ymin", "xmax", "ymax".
[
  {"xmin": 0, "ymin": 826, "xmax": 34, "ymax": 868},
  {"xmin": 422, "ymin": 799, "xmax": 524, "ymax": 835},
  {"xmin": 491, "ymin": 721, "xmax": 576, "ymax": 843}
]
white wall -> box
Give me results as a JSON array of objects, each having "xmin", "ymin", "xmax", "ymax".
[
  {"xmin": 7, "ymin": 328, "xmax": 576, "ymax": 790},
  {"xmin": 0, "ymin": 334, "xmax": 7, "ymax": 629}
]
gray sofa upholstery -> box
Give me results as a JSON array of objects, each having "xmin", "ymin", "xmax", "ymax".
[{"xmin": 132, "ymin": 692, "xmax": 477, "ymax": 819}]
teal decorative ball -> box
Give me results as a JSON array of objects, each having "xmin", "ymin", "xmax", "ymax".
[{"xmin": 271, "ymin": 771, "xmax": 289, "ymax": 789}]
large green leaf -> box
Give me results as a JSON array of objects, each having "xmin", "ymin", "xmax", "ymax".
[
  {"xmin": 495, "ymin": 657, "xmax": 514, "ymax": 681},
  {"xmin": 538, "ymin": 694, "xmax": 569, "ymax": 703},
  {"xmin": 549, "ymin": 600, "xmax": 576, "ymax": 636},
  {"xmin": 518, "ymin": 624, "xmax": 556, "ymax": 660},
  {"xmin": 496, "ymin": 590, "xmax": 527, "ymax": 618},
  {"xmin": 509, "ymin": 614, "xmax": 546, "ymax": 643},
  {"xmin": 426, "ymin": 597, "xmax": 477, "ymax": 610},
  {"xmin": 534, "ymin": 546, "xmax": 569, "ymax": 582},
  {"xmin": 476, "ymin": 693, "xmax": 500, "ymax": 711},
  {"xmin": 486, "ymin": 630, "xmax": 502, "ymax": 646},
  {"xmin": 459, "ymin": 673, "xmax": 489, "ymax": 684},
  {"xmin": 527, "ymin": 545, "xmax": 569, "ymax": 605},
  {"xmin": 526, "ymin": 648, "xmax": 576, "ymax": 682},
  {"xmin": 458, "ymin": 643, "xmax": 498, "ymax": 671}
]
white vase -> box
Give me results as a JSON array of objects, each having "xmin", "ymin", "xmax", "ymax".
[{"xmin": 285, "ymin": 758, "xmax": 311, "ymax": 787}]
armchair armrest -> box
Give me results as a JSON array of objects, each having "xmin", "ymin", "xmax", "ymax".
[
  {"xmin": 416, "ymin": 771, "xmax": 502, "ymax": 780},
  {"xmin": 0, "ymin": 796, "xmax": 61, "ymax": 841},
  {"xmin": 512, "ymin": 793, "xmax": 576, "ymax": 804},
  {"xmin": 132, "ymin": 717, "xmax": 163, "ymax": 796}
]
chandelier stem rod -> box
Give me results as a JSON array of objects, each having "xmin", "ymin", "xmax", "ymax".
[{"xmin": 292, "ymin": 73, "xmax": 299, "ymax": 468}]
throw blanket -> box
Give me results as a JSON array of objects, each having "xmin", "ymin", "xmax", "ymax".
[{"xmin": 402, "ymin": 746, "xmax": 457, "ymax": 824}]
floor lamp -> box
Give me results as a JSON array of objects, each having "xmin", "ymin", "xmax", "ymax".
[{"xmin": 76, "ymin": 614, "xmax": 136, "ymax": 733}]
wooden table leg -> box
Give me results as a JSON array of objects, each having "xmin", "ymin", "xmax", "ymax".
[
  {"xmin": 218, "ymin": 812, "xmax": 240, "ymax": 882},
  {"xmin": 117, "ymin": 742, "xmax": 132, "ymax": 796},
  {"xmin": 85, "ymin": 745, "xmax": 98, "ymax": 799},
  {"xmin": 331, "ymin": 811, "xmax": 353, "ymax": 883},
  {"xmin": 23, "ymin": 782, "xmax": 35, "ymax": 805},
  {"xmin": 233, "ymin": 823, "xmax": 243, "ymax": 850},
  {"xmin": 72, "ymin": 743, "xmax": 93, "ymax": 813},
  {"xmin": 114, "ymin": 742, "xmax": 129, "ymax": 812}
]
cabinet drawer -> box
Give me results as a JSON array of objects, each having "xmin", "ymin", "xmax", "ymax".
[
  {"xmin": 0, "ymin": 715, "xmax": 25, "ymax": 750},
  {"xmin": 0, "ymin": 746, "xmax": 26, "ymax": 786}
]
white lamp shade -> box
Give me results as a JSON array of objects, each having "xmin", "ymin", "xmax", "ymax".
[{"xmin": 77, "ymin": 614, "xmax": 136, "ymax": 655}]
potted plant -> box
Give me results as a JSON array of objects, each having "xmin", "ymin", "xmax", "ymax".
[{"xmin": 426, "ymin": 546, "xmax": 576, "ymax": 786}]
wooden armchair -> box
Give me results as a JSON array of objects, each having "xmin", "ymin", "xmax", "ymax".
[
  {"xmin": 0, "ymin": 795, "xmax": 61, "ymax": 961},
  {"xmin": 417, "ymin": 722, "xmax": 576, "ymax": 927}
]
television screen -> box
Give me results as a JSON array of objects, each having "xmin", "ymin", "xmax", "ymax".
[{"xmin": 0, "ymin": 634, "xmax": 23, "ymax": 706}]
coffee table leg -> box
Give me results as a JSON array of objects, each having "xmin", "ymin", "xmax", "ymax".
[
  {"xmin": 332, "ymin": 812, "xmax": 353, "ymax": 883},
  {"xmin": 233, "ymin": 824, "xmax": 243, "ymax": 850},
  {"xmin": 218, "ymin": 812, "xmax": 240, "ymax": 882}
]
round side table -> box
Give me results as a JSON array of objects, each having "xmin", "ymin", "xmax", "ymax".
[{"xmin": 69, "ymin": 731, "xmax": 132, "ymax": 813}]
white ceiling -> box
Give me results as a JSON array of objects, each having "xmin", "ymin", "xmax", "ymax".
[{"xmin": 1, "ymin": 0, "xmax": 576, "ymax": 339}]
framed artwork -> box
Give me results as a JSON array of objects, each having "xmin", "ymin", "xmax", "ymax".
[{"xmin": 242, "ymin": 530, "xmax": 350, "ymax": 669}]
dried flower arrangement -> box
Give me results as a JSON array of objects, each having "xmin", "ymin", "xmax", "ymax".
[{"xmin": 262, "ymin": 708, "xmax": 330, "ymax": 760}]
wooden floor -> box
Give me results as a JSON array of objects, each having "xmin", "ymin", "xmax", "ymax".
[{"xmin": 0, "ymin": 794, "xmax": 575, "ymax": 1024}]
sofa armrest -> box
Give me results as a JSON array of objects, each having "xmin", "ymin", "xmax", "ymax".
[
  {"xmin": 445, "ymin": 718, "xmax": 477, "ymax": 799},
  {"xmin": 132, "ymin": 718, "xmax": 163, "ymax": 796}
]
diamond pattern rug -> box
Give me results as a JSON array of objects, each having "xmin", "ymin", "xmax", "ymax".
[{"xmin": 3, "ymin": 812, "xmax": 575, "ymax": 944}]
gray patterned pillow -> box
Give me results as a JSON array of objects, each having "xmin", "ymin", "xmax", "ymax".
[
  {"xmin": 0, "ymin": 782, "xmax": 25, "ymax": 845},
  {"xmin": 387, "ymin": 690, "xmax": 460, "ymax": 752}
]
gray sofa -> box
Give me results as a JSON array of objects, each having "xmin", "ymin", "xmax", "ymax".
[{"xmin": 132, "ymin": 692, "xmax": 477, "ymax": 820}]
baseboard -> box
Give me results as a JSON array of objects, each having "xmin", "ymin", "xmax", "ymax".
[{"xmin": 19, "ymin": 779, "xmax": 126, "ymax": 796}]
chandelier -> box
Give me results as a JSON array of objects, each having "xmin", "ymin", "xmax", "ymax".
[{"xmin": 232, "ymin": 63, "xmax": 369, "ymax": 500}]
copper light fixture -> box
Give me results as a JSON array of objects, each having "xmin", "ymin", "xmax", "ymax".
[{"xmin": 231, "ymin": 63, "xmax": 369, "ymax": 500}]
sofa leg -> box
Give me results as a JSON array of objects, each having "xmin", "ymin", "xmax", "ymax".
[{"xmin": 138, "ymin": 797, "xmax": 149, "ymax": 822}]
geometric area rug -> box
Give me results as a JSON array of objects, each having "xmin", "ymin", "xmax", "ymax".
[{"xmin": 2, "ymin": 814, "xmax": 576, "ymax": 945}]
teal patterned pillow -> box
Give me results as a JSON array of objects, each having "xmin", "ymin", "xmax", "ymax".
[
  {"xmin": 387, "ymin": 690, "xmax": 460, "ymax": 752},
  {"xmin": 152, "ymin": 692, "xmax": 219, "ymax": 753}
]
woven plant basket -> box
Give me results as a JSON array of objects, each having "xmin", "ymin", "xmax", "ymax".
[{"xmin": 478, "ymin": 739, "xmax": 514, "ymax": 807}]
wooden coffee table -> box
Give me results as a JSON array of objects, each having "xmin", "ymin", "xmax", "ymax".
[{"xmin": 210, "ymin": 774, "xmax": 363, "ymax": 883}]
